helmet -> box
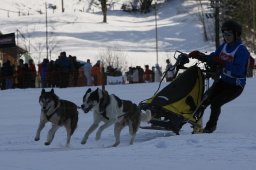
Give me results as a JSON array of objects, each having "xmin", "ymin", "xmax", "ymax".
[{"xmin": 221, "ymin": 20, "xmax": 242, "ymax": 37}]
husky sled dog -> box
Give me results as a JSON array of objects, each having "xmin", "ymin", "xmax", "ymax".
[
  {"xmin": 80, "ymin": 88, "xmax": 151, "ymax": 147},
  {"xmin": 35, "ymin": 89, "xmax": 79, "ymax": 146}
]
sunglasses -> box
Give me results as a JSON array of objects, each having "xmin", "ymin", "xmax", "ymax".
[{"xmin": 222, "ymin": 31, "xmax": 233, "ymax": 37}]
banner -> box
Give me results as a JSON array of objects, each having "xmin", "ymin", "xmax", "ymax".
[{"xmin": 0, "ymin": 33, "xmax": 16, "ymax": 48}]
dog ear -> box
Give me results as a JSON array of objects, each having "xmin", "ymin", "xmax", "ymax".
[
  {"xmin": 97, "ymin": 88, "xmax": 104, "ymax": 95},
  {"xmin": 50, "ymin": 89, "xmax": 54, "ymax": 94},
  {"xmin": 85, "ymin": 88, "xmax": 91, "ymax": 98},
  {"xmin": 97, "ymin": 88, "xmax": 103, "ymax": 98},
  {"xmin": 86, "ymin": 88, "xmax": 92, "ymax": 94},
  {"xmin": 41, "ymin": 89, "xmax": 45, "ymax": 94}
]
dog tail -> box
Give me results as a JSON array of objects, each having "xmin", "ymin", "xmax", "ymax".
[{"xmin": 140, "ymin": 109, "xmax": 151, "ymax": 122}]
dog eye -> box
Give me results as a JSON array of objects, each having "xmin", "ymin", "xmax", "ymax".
[
  {"xmin": 87, "ymin": 99, "xmax": 93, "ymax": 104},
  {"xmin": 45, "ymin": 100, "xmax": 51, "ymax": 104}
]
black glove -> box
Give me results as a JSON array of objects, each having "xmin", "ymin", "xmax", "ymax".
[
  {"xmin": 188, "ymin": 50, "xmax": 205, "ymax": 59},
  {"xmin": 188, "ymin": 50, "xmax": 205, "ymax": 60}
]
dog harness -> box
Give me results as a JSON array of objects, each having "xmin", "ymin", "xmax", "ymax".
[
  {"xmin": 100, "ymin": 90, "xmax": 111, "ymax": 120},
  {"xmin": 43, "ymin": 101, "xmax": 61, "ymax": 121}
]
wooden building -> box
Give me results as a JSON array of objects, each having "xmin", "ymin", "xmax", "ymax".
[{"xmin": 0, "ymin": 33, "xmax": 27, "ymax": 66}]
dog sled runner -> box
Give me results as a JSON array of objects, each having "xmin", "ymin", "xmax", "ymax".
[{"xmin": 139, "ymin": 51, "xmax": 218, "ymax": 135}]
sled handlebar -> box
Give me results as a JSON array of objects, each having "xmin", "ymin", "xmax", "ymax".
[
  {"xmin": 174, "ymin": 51, "xmax": 189, "ymax": 67},
  {"xmin": 173, "ymin": 50, "xmax": 220, "ymax": 79}
]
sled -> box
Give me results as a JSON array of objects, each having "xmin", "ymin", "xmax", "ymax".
[
  {"xmin": 140, "ymin": 125, "xmax": 181, "ymax": 133},
  {"xmin": 139, "ymin": 51, "xmax": 218, "ymax": 134}
]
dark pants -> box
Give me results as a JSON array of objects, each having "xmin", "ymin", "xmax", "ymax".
[{"xmin": 203, "ymin": 79, "xmax": 243, "ymax": 128}]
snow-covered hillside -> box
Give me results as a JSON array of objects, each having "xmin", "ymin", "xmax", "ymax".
[{"xmin": 0, "ymin": 0, "xmax": 214, "ymax": 67}]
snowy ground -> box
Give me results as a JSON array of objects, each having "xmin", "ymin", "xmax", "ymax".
[
  {"xmin": 0, "ymin": 80, "xmax": 256, "ymax": 170},
  {"xmin": 0, "ymin": 0, "xmax": 256, "ymax": 170}
]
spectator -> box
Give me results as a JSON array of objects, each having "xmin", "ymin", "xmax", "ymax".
[
  {"xmin": 125, "ymin": 67, "xmax": 133, "ymax": 84},
  {"xmin": 83, "ymin": 59, "xmax": 93, "ymax": 86},
  {"xmin": 154, "ymin": 64, "xmax": 162, "ymax": 82},
  {"xmin": 0, "ymin": 66, "xmax": 2, "ymax": 89},
  {"xmin": 151, "ymin": 66, "xmax": 155, "ymax": 82},
  {"xmin": 55, "ymin": 51, "xmax": 71, "ymax": 88},
  {"xmin": 47, "ymin": 60, "xmax": 57, "ymax": 87},
  {"xmin": 28, "ymin": 59, "xmax": 36, "ymax": 88},
  {"xmin": 132, "ymin": 67, "xmax": 139, "ymax": 83},
  {"xmin": 144, "ymin": 65, "xmax": 153, "ymax": 82},
  {"xmin": 16, "ymin": 59, "xmax": 25, "ymax": 88},
  {"xmin": 247, "ymin": 55, "xmax": 255, "ymax": 77},
  {"xmin": 1, "ymin": 60, "xmax": 14, "ymax": 89},
  {"xmin": 165, "ymin": 59, "xmax": 175, "ymax": 82},
  {"xmin": 91, "ymin": 60, "xmax": 103, "ymax": 86},
  {"xmin": 23, "ymin": 63, "xmax": 31, "ymax": 88},
  {"xmin": 137, "ymin": 66, "xmax": 144, "ymax": 83},
  {"xmin": 70, "ymin": 56, "xmax": 83, "ymax": 87},
  {"xmin": 38, "ymin": 58, "xmax": 49, "ymax": 88}
]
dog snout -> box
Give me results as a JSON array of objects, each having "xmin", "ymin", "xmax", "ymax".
[{"xmin": 81, "ymin": 104, "xmax": 92, "ymax": 113}]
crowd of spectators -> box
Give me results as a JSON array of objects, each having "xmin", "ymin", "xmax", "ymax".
[
  {"xmin": 0, "ymin": 58, "xmax": 37, "ymax": 90},
  {"xmin": 0, "ymin": 51, "xmax": 176, "ymax": 90}
]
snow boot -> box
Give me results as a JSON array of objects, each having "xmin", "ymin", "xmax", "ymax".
[{"xmin": 203, "ymin": 122, "xmax": 217, "ymax": 133}]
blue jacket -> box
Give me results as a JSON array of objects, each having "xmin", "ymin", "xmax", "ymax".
[{"xmin": 207, "ymin": 40, "xmax": 249, "ymax": 87}]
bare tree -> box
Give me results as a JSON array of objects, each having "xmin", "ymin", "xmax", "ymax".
[
  {"xmin": 47, "ymin": 31, "xmax": 61, "ymax": 60},
  {"xmin": 32, "ymin": 40, "xmax": 44, "ymax": 63},
  {"xmin": 197, "ymin": 0, "xmax": 209, "ymax": 41},
  {"xmin": 97, "ymin": 47, "xmax": 128, "ymax": 73},
  {"xmin": 29, "ymin": 25, "xmax": 60, "ymax": 62}
]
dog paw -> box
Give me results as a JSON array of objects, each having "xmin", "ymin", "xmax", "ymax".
[
  {"xmin": 95, "ymin": 130, "xmax": 102, "ymax": 140},
  {"xmin": 95, "ymin": 135, "xmax": 101, "ymax": 141},
  {"xmin": 112, "ymin": 143, "xmax": 119, "ymax": 147},
  {"xmin": 95, "ymin": 133, "xmax": 101, "ymax": 140},
  {"xmin": 81, "ymin": 140, "xmax": 87, "ymax": 145},
  {"xmin": 34, "ymin": 137, "xmax": 40, "ymax": 141},
  {"xmin": 44, "ymin": 142, "xmax": 50, "ymax": 145}
]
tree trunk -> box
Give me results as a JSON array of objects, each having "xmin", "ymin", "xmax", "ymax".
[
  {"xmin": 214, "ymin": 0, "xmax": 220, "ymax": 49},
  {"xmin": 101, "ymin": 0, "xmax": 107, "ymax": 23}
]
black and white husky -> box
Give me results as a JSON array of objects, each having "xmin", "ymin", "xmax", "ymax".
[
  {"xmin": 35, "ymin": 89, "xmax": 79, "ymax": 146},
  {"xmin": 81, "ymin": 88, "xmax": 151, "ymax": 147}
]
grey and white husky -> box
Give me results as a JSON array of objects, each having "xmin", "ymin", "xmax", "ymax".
[
  {"xmin": 34, "ymin": 89, "xmax": 79, "ymax": 146},
  {"xmin": 80, "ymin": 88, "xmax": 151, "ymax": 147}
]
